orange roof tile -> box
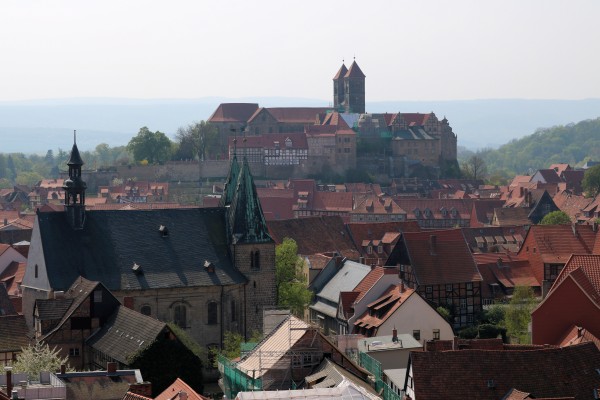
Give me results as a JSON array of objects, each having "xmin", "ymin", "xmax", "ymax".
[
  {"xmin": 520, "ymin": 225, "xmax": 596, "ymax": 264},
  {"xmin": 154, "ymin": 378, "xmax": 209, "ymax": 400},
  {"xmin": 354, "ymin": 284, "xmax": 414, "ymax": 332}
]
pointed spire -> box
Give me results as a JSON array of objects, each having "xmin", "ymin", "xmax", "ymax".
[
  {"xmin": 333, "ymin": 63, "xmax": 348, "ymax": 80},
  {"xmin": 68, "ymin": 130, "xmax": 84, "ymax": 166},
  {"xmin": 345, "ymin": 60, "xmax": 365, "ymax": 78}
]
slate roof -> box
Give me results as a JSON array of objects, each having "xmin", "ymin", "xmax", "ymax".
[
  {"xmin": 0, "ymin": 284, "xmax": 16, "ymax": 316},
  {"xmin": 36, "ymin": 208, "xmax": 246, "ymax": 291},
  {"xmin": 248, "ymin": 107, "xmax": 330, "ymax": 124},
  {"xmin": 35, "ymin": 298, "xmax": 73, "ymax": 320},
  {"xmin": 333, "ymin": 63, "xmax": 348, "ymax": 80},
  {"xmin": 267, "ymin": 216, "xmax": 360, "ymax": 260},
  {"xmin": 408, "ymin": 342, "xmax": 600, "ymax": 400},
  {"xmin": 314, "ymin": 261, "xmax": 371, "ymax": 303},
  {"xmin": 208, "ymin": 103, "xmax": 259, "ymax": 123},
  {"xmin": 87, "ymin": 305, "xmax": 168, "ymax": 365},
  {"xmin": 0, "ymin": 314, "xmax": 30, "ymax": 351},
  {"xmin": 402, "ymin": 229, "xmax": 482, "ymax": 285}
]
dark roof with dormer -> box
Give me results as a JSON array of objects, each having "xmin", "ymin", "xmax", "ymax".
[
  {"xmin": 87, "ymin": 305, "xmax": 168, "ymax": 365},
  {"xmin": 228, "ymin": 159, "xmax": 272, "ymax": 244},
  {"xmin": 35, "ymin": 208, "xmax": 246, "ymax": 291},
  {"xmin": 345, "ymin": 61, "xmax": 365, "ymax": 78}
]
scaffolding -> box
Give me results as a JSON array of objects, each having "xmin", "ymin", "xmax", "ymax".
[{"xmin": 358, "ymin": 352, "xmax": 402, "ymax": 400}]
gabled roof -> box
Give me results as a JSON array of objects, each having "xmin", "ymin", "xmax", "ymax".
[
  {"xmin": 312, "ymin": 191, "xmax": 353, "ymax": 212},
  {"xmin": 354, "ymin": 284, "xmax": 415, "ymax": 332},
  {"xmin": 550, "ymin": 254, "xmax": 600, "ymax": 302},
  {"xmin": 236, "ymin": 316, "xmax": 309, "ymax": 378},
  {"xmin": 408, "ymin": 342, "xmax": 600, "ymax": 400},
  {"xmin": 154, "ymin": 378, "xmax": 209, "ymax": 400},
  {"xmin": 402, "ymin": 229, "xmax": 482, "ymax": 285},
  {"xmin": 87, "ymin": 305, "xmax": 168, "ymax": 365},
  {"xmin": 558, "ymin": 325, "xmax": 600, "ymax": 350},
  {"xmin": 35, "ymin": 298, "xmax": 73, "ymax": 320},
  {"xmin": 351, "ymin": 266, "xmax": 398, "ymax": 303},
  {"xmin": 267, "ymin": 216, "xmax": 360, "ymax": 260},
  {"xmin": 552, "ymin": 190, "xmax": 592, "ymax": 222},
  {"xmin": 519, "ymin": 225, "xmax": 596, "ymax": 264},
  {"xmin": 34, "ymin": 208, "xmax": 247, "ymax": 291},
  {"xmin": 493, "ymin": 207, "xmax": 531, "ymax": 226},
  {"xmin": 303, "ymin": 358, "xmax": 378, "ymax": 397},
  {"xmin": 352, "ymin": 195, "xmax": 406, "ymax": 216},
  {"xmin": 533, "ymin": 169, "xmax": 562, "ymax": 184},
  {"xmin": 315, "ymin": 261, "xmax": 372, "ymax": 304},
  {"xmin": 208, "ymin": 103, "xmax": 259, "ymax": 123}
]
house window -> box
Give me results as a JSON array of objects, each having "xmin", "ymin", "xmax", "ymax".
[
  {"xmin": 433, "ymin": 329, "xmax": 440, "ymax": 340},
  {"xmin": 69, "ymin": 348, "xmax": 80, "ymax": 357},
  {"xmin": 377, "ymin": 245, "xmax": 383, "ymax": 254},
  {"xmin": 467, "ymin": 315, "xmax": 474, "ymax": 323},
  {"xmin": 35, "ymin": 264, "xmax": 38, "ymax": 278},
  {"xmin": 140, "ymin": 305, "xmax": 151, "ymax": 316},
  {"xmin": 466, "ymin": 282, "xmax": 473, "ymax": 290},
  {"xmin": 413, "ymin": 330, "xmax": 420, "ymax": 341},
  {"xmin": 446, "ymin": 284, "xmax": 452, "ymax": 292},
  {"xmin": 292, "ymin": 355, "xmax": 302, "ymax": 368},
  {"xmin": 460, "ymin": 299, "xmax": 467, "ymax": 310},
  {"xmin": 174, "ymin": 304, "xmax": 187, "ymax": 329},
  {"xmin": 207, "ymin": 301, "xmax": 218, "ymax": 325},
  {"xmin": 426, "ymin": 286, "xmax": 432, "ymax": 293},
  {"xmin": 231, "ymin": 300, "xmax": 237, "ymax": 322},
  {"xmin": 93, "ymin": 290, "xmax": 102, "ymax": 303},
  {"xmin": 367, "ymin": 246, "xmax": 372, "ymax": 254}
]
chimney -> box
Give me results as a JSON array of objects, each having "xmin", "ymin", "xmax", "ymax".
[
  {"xmin": 60, "ymin": 364, "xmax": 66, "ymax": 374},
  {"xmin": 392, "ymin": 327, "xmax": 398, "ymax": 343},
  {"xmin": 3, "ymin": 218, "xmax": 7, "ymax": 226},
  {"xmin": 107, "ymin": 362, "xmax": 118, "ymax": 374},
  {"xmin": 5, "ymin": 366, "xmax": 12, "ymax": 396},
  {"xmin": 370, "ymin": 264, "xmax": 376, "ymax": 270},
  {"xmin": 179, "ymin": 391, "xmax": 188, "ymax": 400},
  {"xmin": 400, "ymin": 281, "xmax": 405, "ymax": 293}
]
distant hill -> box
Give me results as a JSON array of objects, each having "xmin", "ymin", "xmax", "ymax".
[
  {"xmin": 0, "ymin": 97, "xmax": 598, "ymax": 153},
  {"xmin": 476, "ymin": 117, "xmax": 600, "ymax": 175}
]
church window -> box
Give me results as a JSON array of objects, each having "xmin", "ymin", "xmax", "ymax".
[
  {"xmin": 231, "ymin": 300, "xmax": 237, "ymax": 322},
  {"xmin": 35, "ymin": 264, "xmax": 38, "ymax": 278},
  {"xmin": 251, "ymin": 250, "xmax": 261, "ymax": 270},
  {"xmin": 140, "ymin": 305, "xmax": 151, "ymax": 316},
  {"xmin": 174, "ymin": 304, "xmax": 187, "ymax": 328},
  {"xmin": 207, "ymin": 301, "xmax": 218, "ymax": 325}
]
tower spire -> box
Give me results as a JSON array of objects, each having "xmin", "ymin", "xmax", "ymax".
[{"xmin": 63, "ymin": 133, "xmax": 87, "ymax": 229}]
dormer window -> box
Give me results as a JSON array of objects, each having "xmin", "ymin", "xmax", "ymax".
[
  {"xmin": 377, "ymin": 245, "xmax": 383, "ymax": 254},
  {"xmin": 414, "ymin": 208, "xmax": 421, "ymax": 217},
  {"xmin": 424, "ymin": 208, "xmax": 432, "ymax": 218},
  {"xmin": 159, "ymin": 225, "xmax": 169, "ymax": 237},
  {"xmin": 285, "ymin": 138, "xmax": 292, "ymax": 147},
  {"xmin": 367, "ymin": 246, "xmax": 373, "ymax": 254}
]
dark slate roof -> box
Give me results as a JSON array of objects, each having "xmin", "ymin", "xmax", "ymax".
[
  {"xmin": 0, "ymin": 314, "xmax": 30, "ymax": 351},
  {"xmin": 87, "ymin": 305, "xmax": 167, "ymax": 365},
  {"xmin": 67, "ymin": 142, "xmax": 84, "ymax": 166},
  {"xmin": 393, "ymin": 127, "xmax": 435, "ymax": 140},
  {"xmin": 0, "ymin": 284, "xmax": 16, "ymax": 316},
  {"xmin": 37, "ymin": 208, "xmax": 246, "ymax": 291},
  {"xmin": 333, "ymin": 64, "xmax": 348, "ymax": 80},
  {"xmin": 345, "ymin": 61, "xmax": 365, "ymax": 78},
  {"xmin": 35, "ymin": 298, "xmax": 73, "ymax": 320},
  {"xmin": 220, "ymin": 154, "xmax": 240, "ymax": 207}
]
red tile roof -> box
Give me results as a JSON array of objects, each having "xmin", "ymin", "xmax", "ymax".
[
  {"xmin": 351, "ymin": 266, "xmax": 397, "ymax": 303},
  {"xmin": 352, "ymin": 195, "xmax": 406, "ymax": 216},
  {"xmin": 154, "ymin": 378, "xmax": 208, "ymax": 400},
  {"xmin": 0, "ymin": 261, "xmax": 26, "ymax": 296},
  {"xmin": 267, "ymin": 216, "xmax": 360, "ymax": 260},
  {"xmin": 354, "ymin": 284, "xmax": 414, "ymax": 334},
  {"xmin": 208, "ymin": 103, "xmax": 259, "ymax": 123},
  {"xmin": 550, "ymin": 254, "xmax": 600, "ymax": 303},
  {"xmin": 552, "ymin": 190, "xmax": 593, "ymax": 222},
  {"xmin": 339, "ymin": 291, "xmax": 360, "ymax": 319},
  {"xmin": 409, "ymin": 342, "xmax": 600, "ymax": 400},
  {"xmin": 402, "ymin": 229, "xmax": 482, "ymax": 285},
  {"xmin": 520, "ymin": 225, "xmax": 597, "ymax": 265},
  {"xmin": 558, "ymin": 325, "xmax": 600, "ymax": 351},
  {"xmin": 312, "ymin": 191, "xmax": 353, "ymax": 212}
]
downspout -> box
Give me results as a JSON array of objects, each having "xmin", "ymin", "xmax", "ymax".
[
  {"xmin": 220, "ymin": 285, "xmax": 224, "ymax": 350},
  {"xmin": 244, "ymin": 284, "xmax": 248, "ymax": 341}
]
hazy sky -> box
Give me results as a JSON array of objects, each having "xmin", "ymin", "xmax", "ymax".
[{"xmin": 1, "ymin": 0, "xmax": 599, "ymax": 102}]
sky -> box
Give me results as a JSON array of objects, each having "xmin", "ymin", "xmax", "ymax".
[{"xmin": 1, "ymin": 0, "xmax": 599, "ymax": 103}]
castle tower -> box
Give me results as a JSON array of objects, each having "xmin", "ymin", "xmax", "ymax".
[
  {"xmin": 343, "ymin": 60, "xmax": 366, "ymax": 114},
  {"xmin": 62, "ymin": 132, "xmax": 87, "ymax": 230},
  {"xmin": 333, "ymin": 63, "xmax": 348, "ymax": 112},
  {"xmin": 224, "ymin": 153, "xmax": 276, "ymax": 338}
]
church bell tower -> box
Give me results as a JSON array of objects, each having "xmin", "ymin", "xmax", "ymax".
[{"xmin": 63, "ymin": 132, "xmax": 87, "ymax": 230}]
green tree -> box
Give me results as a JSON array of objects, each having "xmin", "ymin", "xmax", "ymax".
[
  {"xmin": 504, "ymin": 286, "xmax": 538, "ymax": 344},
  {"xmin": 95, "ymin": 143, "xmax": 111, "ymax": 167},
  {"xmin": 175, "ymin": 121, "xmax": 219, "ymax": 161},
  {"xmin": 12, "ymin": 343, "xmax": 70, "ymax": 380},
  {"xmin": 540, "ymin": 210, "xmax": 572, "ymax": 225},
  {"xmin": 127, "ymin": 127, "xmax": 172, "ymax": 164},
  {"xmin": 15, "ymin": 171, "xmax": 43, "ymax": 187},
  {"xmin": 275, "ymin": 238, "xmax": 313, "ymax": 317},
  {"xmin": 582, "ymin": 164, "xmax": 600, "ymax": 198}
]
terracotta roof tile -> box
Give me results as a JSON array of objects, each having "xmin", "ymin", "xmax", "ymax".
[
  {"xmin": 353, "ymin": 284, "xmax": 414, "ymax": 333},
  {"xmin": 403, "ymin": 229, "xmax": 482, "ymax": 285},
  {"xmin": 520, "ymin": 225, "xmax": 596, "ymax": 265},
  {"xmin": 409, "ymin": 342, "xmax": 600, "ymax": 399},
  {"xmin": 154, "ymin": 378, "xmax": 209, "ymax": 400},
  {"xmin": 208, "ymin": 103, "xmax": 259, "ymax": 123}
]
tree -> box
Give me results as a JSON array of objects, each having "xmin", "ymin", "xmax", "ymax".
[
  {"xmin": 175, "ymin": 121, "xmax": 219, "ymax": 161},
  {"xmin": 504, "ymin": 286, "xmax": 538, "ymax": 344},
  {"xmin": 127, "ymin": 127, "xmax": 172, "ymax": 164},
  {"xmin": 582, "ymin": 164, "xmax": 600, "ymax": 198},
  {"xmin": 12, "ymin": 342, "xmax": 70, "ymax": 380},
  {"xmin": 540, "ymin": 210, "xmax": 572, "ymax": 225},
  {"xmin": 15, "ymin": 171, "xmax": 43, "ymax": 187},
  {"xmin": 461, "ymin": 154, "xmax": 487, "ymax": 180},
  {"xmin": 275, "ymin": 238, "xmax": 313, "ymax": 317}
]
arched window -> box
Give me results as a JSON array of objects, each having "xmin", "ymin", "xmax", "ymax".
[
  {"xmin": 207, "ymin": 301, "xmax": 218, "ymax": 325},
  {"xmin": 173, "ymin": 303, "xmax": 187, "ymax": 329},
  {"xmin": 251, "ymin": 250, "xmax": 260, "ymax": 270},
  {"xmin": 140, "ymin": 305, "xmax": 151, "ymax": 316}
]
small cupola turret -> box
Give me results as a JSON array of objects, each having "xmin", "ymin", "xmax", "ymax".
[{"xmin": 63, "ymin": 131, "xmax": 87, "ymax": 230}]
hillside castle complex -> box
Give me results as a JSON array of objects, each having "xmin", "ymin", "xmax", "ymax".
[{"xmin": 208, "ymin": 61, "xmax": 458, "ymax": 180}]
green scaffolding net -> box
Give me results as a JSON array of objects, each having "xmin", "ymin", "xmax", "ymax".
[
  {"xmin": 218, "ymin": 354, "xmax": 263, "ymax": 399},
  {"xmin": 359, "ymin": 351, "xmax": 402, "ymax": 400}
]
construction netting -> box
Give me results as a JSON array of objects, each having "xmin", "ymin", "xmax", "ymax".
[
  {"xmin": 219, "ymin": 354, "xmax": 263, "ymax": 399},
  {"xmin": 358, "ymin": 352, "xmax": 402, "ymax": 400}
]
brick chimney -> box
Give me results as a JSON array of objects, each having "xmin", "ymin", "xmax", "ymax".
[
  {"xmin": 107, "ymin": 362, "xmax": 118, "ymax": 374},
  {"xmin": 392, "ymin": 327, "xmax": 398, "ymax": 343},
  {"xmin": 400, "ymin": 281, "xmax": 405, "ymax": 293}
]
